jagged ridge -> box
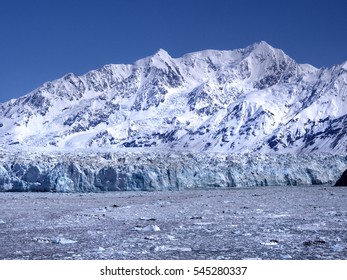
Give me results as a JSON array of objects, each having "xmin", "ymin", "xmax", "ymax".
[{"xmin": 0, "ymin": 41, "xmax": 347, "ymax": 154}]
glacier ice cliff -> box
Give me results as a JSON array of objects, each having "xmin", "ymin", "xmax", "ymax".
[{"xmin": 0, "ymin": 151, "xmax": 346, "ymax": 192}]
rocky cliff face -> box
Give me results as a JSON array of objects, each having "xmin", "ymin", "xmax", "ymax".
[
  {"xmin": 1, "ymin": 41, "xmax": 346, "ymax": 154},
  {"xmin": 335, "ymin": 169, "xmax": 347, "ymax": 186},
  {"xmin": 0, "ymin": 151, "xmax": 346, "ymax": 192}
]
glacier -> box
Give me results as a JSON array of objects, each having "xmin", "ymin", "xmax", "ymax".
[
  {"xmin": 0, "ymin": 150, "xmax": 346, "ymax": 192},
  {"xmin": 0, "ymin": 41, "xmax": 347, "ymax": 192}
]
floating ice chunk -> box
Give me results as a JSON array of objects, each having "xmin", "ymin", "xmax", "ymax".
[
  {"xmin": 32, "ymin": 237, "xmax": 51, "ymax": 243},
  {"xmin": 53, "ymin": 238, "xmax": 78, "ymax": 244},
  {"xmin": 143, "ymin": 225, "xmax": 161, "ymax": 232},
  {"xmin": 282, "ymin": 254, "xmax": 292, "ymax": 259},
  {"xmin": 193, "ymin": 222, "xmax": 212, "ymax": 226},
  {"xmin": 166, "ymin": 235, "xmax": 176, "ymax": 240},
  {"xmin": 136, "ymin": 225, "xmax": 161, "ymax": 232},
  {"xmin": 190, "ymin": 216, "xmax": 203, "ymax": 220},
  {"xmin": 33, "ymin": 236, "xmax": 77, "ymax": 245},
  {"xmin": 331, "ymin": 244, "xmax": 344, "ymax": 252},
  {"xmin": 154, "ymin": 245, "xmax": 191, "ymax": 252},
  {"xmin": 262, "ymin": 240, "xmax": 279, "ymax": 246},
  {"xmin": 0, "ymin": 219, "xmax": 5, "ymax": 224},
  {"xmin": 139, "ymin": 217, "xmax": 156, "ymax": 221},
  {"xmin": 144, "ymin": 235, "xmax": 159, "ymax": 240},
  {"xmin": 269, "ymin": 214, "xmax": 290, "ymax": 218}
]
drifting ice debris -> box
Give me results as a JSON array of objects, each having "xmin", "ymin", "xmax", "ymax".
[
  {"xmin": 190, "ymin": 216, "xmax": 203, "ymax": 220},
  {"xmin": 262, "ymin": 239, "xmax": 279, "ymax": 246},
  {"xmin": 136, "ymin": 225, "xmax": 161, "ymax": 232},
  {"xmin": 0, "ymin": 219, "xmax": 5, "ymax": 224},
  {"xmin": 139, "ymin": 217, "xmax": 157, "ymax": 221},
  {"xmin": 144, "ymin": 225, "xmax": 161, "ymax": 232},
  {"xmin": 303, "ymin": 240, "xmax": 326, "ymax": 246},
  {"xmin": 282, "ymin": 254, "xmax": 293, "ymax": 259},
  {"xmin": 331, "ymin": 244, "xmax": 345, "ymax": 252},
  {"xmin": 32, "ymin": 237, "xmax": 51, "ymax": 243},
  {"xmin": 32, "ymin": 236, "xmax": 78, "ymax": 245},
  {"xmin": 52, "ymin": 238, "xmax": 78, "ymax": 244},
  {"xmin": 154, "ymin": 245, "xmax": 192, "ymax": 252},
  {"xmin": 144, "ymin": 235, "xmax": 159, "ymax": 240}
]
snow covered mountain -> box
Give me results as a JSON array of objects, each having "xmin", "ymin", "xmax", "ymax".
[{"xmin": 0, "ymin": 41, "xmax": 346, "ymax": 154}]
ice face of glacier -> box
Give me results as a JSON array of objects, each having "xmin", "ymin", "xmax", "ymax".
[
  {"xmin": 0, "ymin": 41, "xmax": 346, "ymax": 154},
  {"xmin": 0, "ymin": 151, "xmax": 346, "ymax": 192}
]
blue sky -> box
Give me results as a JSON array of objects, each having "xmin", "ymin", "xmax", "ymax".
[{"xmin": 0, "ymin": 0, "xmax": 346, "ymax": 103}]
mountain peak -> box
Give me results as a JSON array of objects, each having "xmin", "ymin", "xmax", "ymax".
[
  {"xmin": 148, "ymin": 48, "xmax": 174, "ymax": 69},
  {"xmin": 247, "ymin": 40, "xmax": 275, "ymax": 53},
  {"xmin": 255, "ymin": 40, "xmax": 272, "ymax": 48},
  {"xmin": 341, "ymin": 61, "xmax": 347, "ymax": 71},
  {"xmin": 151, "ymin": 48, "xmax": 172, "ymax": 62},
  {"xmin": 243, "ymin": 40, "xmax": 293, "ymax": 65},
  {"xmin": 154, "ymin": 48, "xmax": 170, "ymax": 57},
  {"xmin": 135, "ymin": 48, "xmax": 172, "ymax": 68},
  {"xmin": 1, "ymin": 42, "xmax": 346, "ymax": 154}
]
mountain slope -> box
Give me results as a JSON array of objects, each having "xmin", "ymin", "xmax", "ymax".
[{"xmin": 0, "ymin": 41, "xmax": 346, "ymax": 153}]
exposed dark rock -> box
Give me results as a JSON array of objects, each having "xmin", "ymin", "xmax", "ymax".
[
  {"xmin": 334, "ymin": 169, "xmax": 347, "ymax": 186},
  {"xmin": 303, "ymin": 240, "xmax": 326, "ymax": 246}
]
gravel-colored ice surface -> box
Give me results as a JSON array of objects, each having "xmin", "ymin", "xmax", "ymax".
[{"xmin": 1, "ymin": 186, "xmax": 347, "ymax": 260}]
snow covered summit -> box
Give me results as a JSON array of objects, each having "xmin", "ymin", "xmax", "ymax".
[{"xmin": 0, "ymin": 41, "xmax": 346, "ymax": 153}]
